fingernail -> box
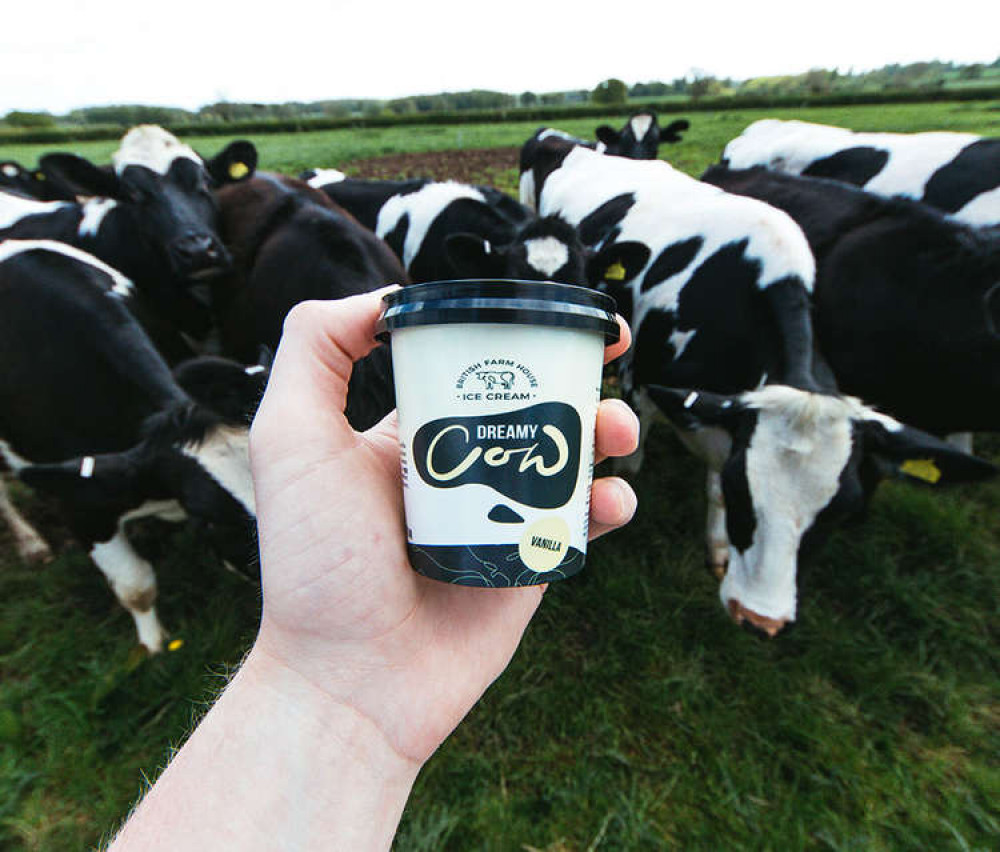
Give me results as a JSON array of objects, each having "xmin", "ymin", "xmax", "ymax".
[{"xmin": 612, "ymin": 477, "xmax": 638, "ymax": 523}]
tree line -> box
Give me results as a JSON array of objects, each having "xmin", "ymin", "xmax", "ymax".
[{"xmin": 4, "ymin": 57, "xmax": 998, "ymax": 129}]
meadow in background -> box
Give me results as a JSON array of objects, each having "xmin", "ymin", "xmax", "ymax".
[{"xmin": 1, "ymin": 99, "xmax": 998, "ymax": 850}]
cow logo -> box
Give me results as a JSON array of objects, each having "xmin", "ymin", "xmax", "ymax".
[
  {"xmin": 476, "ymin": 370, "xmax": 515, "ymax": 390},
  {"xmin": 454, "ymin": 357, "xmax": 539, "ymax": 402},
  {"xmin": 412, "ymin": 402, "xmax": 581, "ymax": 509}
]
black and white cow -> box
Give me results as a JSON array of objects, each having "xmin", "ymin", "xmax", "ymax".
[
  {"xmin": 0, "ymin": 159, "xmax": 78, "ymax": 201},
  {"xmin": 0, "ymin": 125, "xmax": 257, "ymax": 357},
  {"xmin": 0, "ymin": 240, "xmax": 267, "ymax": 652},
  {"xmin": 700, "ymin": 164, "xmax": 1000, "ymax": 438},
  {"xmin": 520, "ymin": 131, "xmax": 996, "ymax": 634},
  {"xmin": 721, "ymin": 119, "xmax": 1000, "ymax": 228},
  {"xmin": 302, "ymin": 172, "xmax": 590, "ymax": 284},
  {"xmin": 212, "ymin": 173, "xmax": 407, "ymax": 430},
  {"xmin": 594, "ymin": 112, "xmax": 690, "ymax": 159}
]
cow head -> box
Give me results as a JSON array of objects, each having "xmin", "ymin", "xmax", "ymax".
[
  {"xmin": 20, "ymin": 402, "xmax": 256, "ymax": 543},
  {"xmin": 39, "ymin": 126, "xmax": 257, "ymax": 282},
  {"xmin": 594, "ymin": 114, "xmax": 690, "ymax": 159},
  {"xmin": 20, "ymin": 353, "xmax": 268, "ymax": 560},
  {"xmin": 649, "ymin": 384, "xmax": 996, "ymax": 635},
  {"xmin": 444, "ymin": 215, "xmax": 591, "ymax": 284},
  {"xmin": 0, "ymin": 160, "xmax": 70, "ymax": 201}
]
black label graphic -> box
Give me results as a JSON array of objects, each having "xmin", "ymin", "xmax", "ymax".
[{"xmin": 413, "ymin": 402, "xmax": 581, "ymax": 509}]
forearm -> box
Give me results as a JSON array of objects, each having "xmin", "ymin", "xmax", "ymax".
[{"xmin": 108, "ymin": 648, "xmax": 421, "ymax": 852}]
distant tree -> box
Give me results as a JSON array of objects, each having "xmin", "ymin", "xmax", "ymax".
[
  {"xmin": 629, "ymin": 81, "xmax": 671, "ymax": 98},
  {"xmin": 959, "ymin": 63, "xmax": 984, "ymax": 80},
  {"xmin": 689, "ymin": 71, "xmax": 721, "ymax": 100},
  {"xmin": 520, "ymin": 91, "xmax": 538, "ymax": 106},
  {"xmin": 592, "ymin": 78, "xmax": 628, "ymax": 105},
  {"xmin": 804, "ymin": 68, "xmax": 836, "ymax": 94},
  {"xmin": 540, "ymin": 93, "xmax": 564, "ymax": 105},
  {"xmin": 3, "ymin": 110, "xmax": 56, "ymax": 128}
]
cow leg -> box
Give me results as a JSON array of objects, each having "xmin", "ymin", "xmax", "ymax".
[
  {"xmin": 90, "ymin": 529, "xmax": 165, "ymax": 653},
  {"xmin": 946, "ymin": 432, "xmax": 974, "ymax": 454},
  {"xmin": 705, "ymin": 470, "xmax": 729, "ymax": 579},
  {"xmin": 0, "ymin": 475, "xmax": 52, "ymax": 563},
  {"xmin": 615, "ymin": 387, "xmax": 658, "ymax": 476}
]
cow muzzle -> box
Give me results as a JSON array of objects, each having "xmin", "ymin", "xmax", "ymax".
[
  {"xmin": 169, "ymin": 233, "xmax": 231, "ymax": 280},
  {"xmin": 725, "ymin": 598, "xmax": 790, "ymax": 638}
]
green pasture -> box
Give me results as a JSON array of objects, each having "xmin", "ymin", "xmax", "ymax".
[{"xmin": 1, "ymin": 100, "xmax": 999, "ymax": 851}]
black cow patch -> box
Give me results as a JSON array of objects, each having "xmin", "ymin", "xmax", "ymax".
[
  {"xmin": 633, "ymin": 240, "xmax": 773, "ymax": 394},
  {"xmin": 381, "ymin": 213, "xmax": 409, "ymax": 261},
  {"xmin": 578, "ymin": 193, "xmax": 635, "ymax": 245},
  {"xmin": 720, "ymin": 412, "xmax": 760, "ymax": 553},
  {"xmin": 802, "ymin": 146, "xmax": 890, "ymax": 187},
  {"xmin": 641, "ymin": 237, "xmax": 703, "ymax": 292},
  {"xmin": 922, "ymin": 139, "xmax": 1000, "ymax": 214},
  {"xmin": 488, "ymin": 504, "xmax": 525, "ymax": 523}
]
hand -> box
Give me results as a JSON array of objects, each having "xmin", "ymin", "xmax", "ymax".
[{"xmin": 247, "ymin": 288, "xmax": 639, "ymax": 766}]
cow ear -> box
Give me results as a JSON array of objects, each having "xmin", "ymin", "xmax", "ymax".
[
  {"xmin": 647, "ymin": 386, "xmax": 745, "ymax": 432},
  {"xmin": 586, "ymin": 241, "xmax": 651, "ymax": 289},
  {"xmin": 594, "ymin": 125, "xmax": 621, "ymax": 148},
  {"xmin": 444, "ymin": 233, "xmax": 505, "ymax": 278},
  {"xmin": 660, "ymin": 119, "xmax": 690, "ymax": 144},
  {"xmin": 860, "ymin": 416, "xmax": 997, "ymax": 486},
  {"xmin": 205, "ymin": 140, "xmax": 258, "ymax": 185},
  {"xmin": 19, "ymin": 452, "xmax": 144, "ymax": 506},
  {"xmin": 38, "ymin": 153, "xmax": 122, "ymax": 199}
]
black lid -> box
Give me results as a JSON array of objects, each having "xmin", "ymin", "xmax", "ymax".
[{"xmin": 376, "ymin": 279, "xmax": 620, "ymax": 343}]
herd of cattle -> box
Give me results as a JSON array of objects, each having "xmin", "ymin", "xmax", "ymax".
[{"xmin": 0, "ymin": 111, "xmax": 998, "ymax": 651}]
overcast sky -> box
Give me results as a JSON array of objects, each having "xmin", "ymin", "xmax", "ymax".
[{"xmin": 3, "ymin": 1, "xmax": 997, "ymax": 115}]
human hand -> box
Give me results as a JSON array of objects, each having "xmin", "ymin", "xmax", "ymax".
[{"xmin": 247, "ymin": 288, "xmax": 639, "ymax": 767}]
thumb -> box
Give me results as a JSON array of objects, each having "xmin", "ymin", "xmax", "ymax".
[{"xmin": 251, "ymin": 288, "xmax": 399, "ymax": 459}]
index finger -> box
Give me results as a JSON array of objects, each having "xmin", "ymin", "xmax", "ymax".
[{"xmin": 604, "ymin": 315, "xmax": 631, "ymax": 365}]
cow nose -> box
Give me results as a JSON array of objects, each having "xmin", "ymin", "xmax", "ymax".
[
  {"xmin": 173, "ymin": 233, "xmax": 219, "ymax": 261},
  {"xmin": 725, "ymin": 599, "xmax": 789, "ymax": 637}
]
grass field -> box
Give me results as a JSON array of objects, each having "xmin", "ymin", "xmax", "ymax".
[{"xmin": 1, "ymin": 101, "xmax": 999, "ymax": 851}]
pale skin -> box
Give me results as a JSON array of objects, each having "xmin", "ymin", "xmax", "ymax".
[{"xmin": 108, "ymin": 287, "xmax": 640, "ymax": 851}]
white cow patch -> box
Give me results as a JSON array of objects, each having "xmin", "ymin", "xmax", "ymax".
[
  {"xmin": 524, "ymin": 236, "xmax": 569, "ymax": 277},
  {"xmin": 0, "ymin": 192, "xmax": 70, "ymax": 229},
  {"xmin": 0, "ymin": 240, "xmax": 134, "ymax": 297},
  {"xmin": 181, "ymin": 425, "xmax": 255, "ymax": 516},
  {"xmin": 112, "ymin": 125, "xmax": 200, "ymax": 176},
  {"xmin": 376, "ymin": 181, "xmax": 486, "ymax": 269},
  {"xmin": 723, "ymin": 119, "xmax": 992, "ymax": 224},
  {"xmin": 2, "ymin": 164, "xmax": 19, "ymax": 178},
  {"xmin": 78, "ymin": 197, "xmax": 118, "ymax": 237},
  {"xmin": 630, "ymin": 114, "xmax": 654, "ymax": 140},
  {"xmin": 306, "ymin": 168, "xmax": 346, "ymax": 188},
  {"xmin": 955, "ymin": 184, "xmax": 1000, "ymax": 227}
]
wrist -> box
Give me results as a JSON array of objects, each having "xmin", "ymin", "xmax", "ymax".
[{"xmin": 110, "ymin": 644, "xmax": 421, "ymax": 852}]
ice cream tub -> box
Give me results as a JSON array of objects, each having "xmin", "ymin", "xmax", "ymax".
[{"xmin": 376, "ymin": 279, "xmax": 619, "ymax": 587}]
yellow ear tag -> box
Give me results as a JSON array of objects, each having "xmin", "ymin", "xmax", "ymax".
[
  {"xmin": 167, "ymin": 638, "xmax": 184, "ymax": 652},
  {"xmin": 605, "ymin": 261, "xmax": 626, "ymax": 281},
  {"xmin": 228, "ymin": 161, "xmax": 249, "ymax": 180},
  {"xmin": 900, "ymin": 458, "xmax": 942, "ymax": 484},
  {"xmin": 35, "ymin": 172, "xmax": 45, "ymax": 181}
]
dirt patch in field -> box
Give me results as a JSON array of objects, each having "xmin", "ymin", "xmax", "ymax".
[{"xmin": 342, "ymin": 146, "xmax": 520, "ymax": 188}]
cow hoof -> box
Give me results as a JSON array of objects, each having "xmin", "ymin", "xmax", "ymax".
[
  {"xmin": 18, "ymin": 538, "xmax": 53, "ymax": 565},
  {"xmin": 725, "ymin": 599, "xmax": 788, "ymax": 637}
]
